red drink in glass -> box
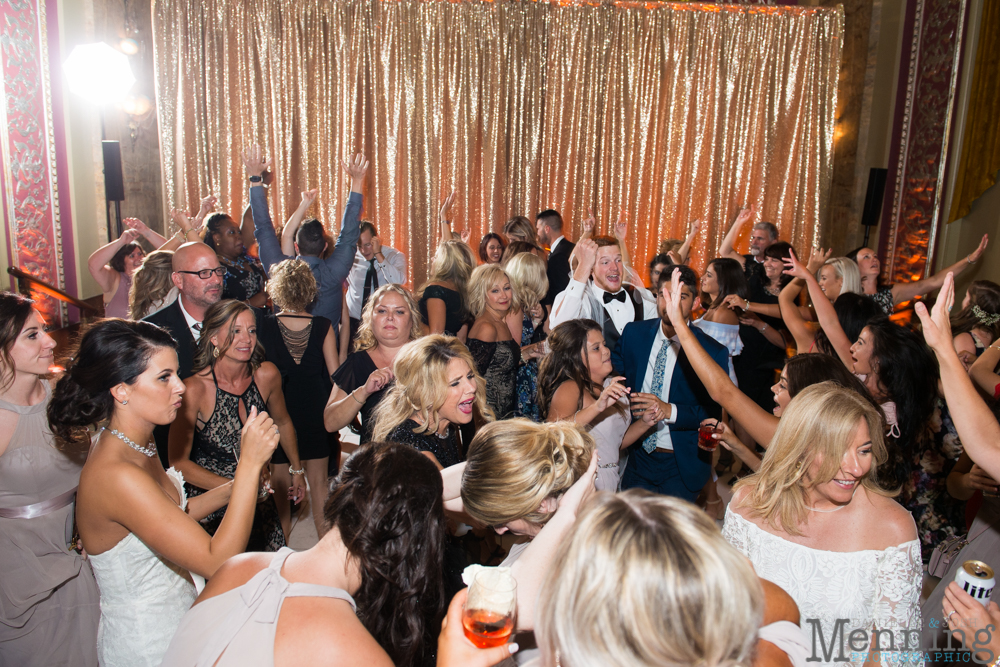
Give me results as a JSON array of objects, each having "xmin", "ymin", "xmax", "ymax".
[
  {"xmin": 462, "ymin": 609, "xmax": 515, "ymax": 648},
  {"xmin": 698, "ymin": 423, "xmax": 720, "ymax": 451}
]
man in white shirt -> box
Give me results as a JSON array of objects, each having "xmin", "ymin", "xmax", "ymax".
[
  {"xmin": 345, "ymin": 221, "xmax": 407, "ymax": 340},
  {"xmin": 549, "ymin": 236, "xmax": 658, "ymax": 352},
  {"xmin": 611, "ymin": 266, "xmax": 728, "ymax": 501}
]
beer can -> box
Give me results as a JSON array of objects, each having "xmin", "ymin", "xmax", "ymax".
[{"xmin": 955, "ymin": 560, "xmax": 995, "ymax": 606}]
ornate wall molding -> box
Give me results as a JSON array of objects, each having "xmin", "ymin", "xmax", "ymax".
[
  {"xmin": 0, "ymin": 0, "xmax": 66, "ymax": 325},
  {"xmin": 880, "ymin": 0, "xmax": 967, "ymax": 284}
]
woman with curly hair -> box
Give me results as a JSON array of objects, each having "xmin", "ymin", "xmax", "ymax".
[
  {"xmin": 324, "ymin": 284, "xmax": 424, "ymax": 444},
  {"xmin": 161, "ymin": 443, "xmax": 447, "ymax": 667},
  {"xmin": 128, "ymin": 249, "xmax": 178, "ymax": 320},
  {"xmin": 257, "ymin": 259, "xmax": 339, "ymax": 537},
  {"xmin": 169, "ymin": 299, "xmax": 306, "ymax": 549}
]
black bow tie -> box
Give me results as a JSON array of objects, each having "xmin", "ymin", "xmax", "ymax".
[{"xmin": 603, "ymin": 290, "xmax": 627, "ymax": 304}]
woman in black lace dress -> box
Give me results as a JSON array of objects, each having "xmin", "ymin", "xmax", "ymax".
[
  {"xmin": 466, "ymin": 264, "xmax": 519, "ymax": 420},
  {"xmin": 370, "ymin": 335, "xmax": 493, "ymax": 469},
  {"xmin": 169, "ymin": 300, "xmax": 306, "ymax": 550},
  {"xmin": 204, "ymin": 213, "xmax": 267, "ymax": 307}
]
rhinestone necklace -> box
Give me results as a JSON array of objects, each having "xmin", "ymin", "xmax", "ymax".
[{"xmin": 104, "ymin": 427, "xmax": 157, "ymax": 458}]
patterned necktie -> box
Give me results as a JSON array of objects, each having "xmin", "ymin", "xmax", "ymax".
[
  {"xmin": 362, "ymin": 258, "xmax": 379, "ymax": 311},
  {"xmin": 192, "ymin": 322, "xmax": 203, "ymax": 340},
  {"xmin": 641, "ymin": 338, "xmax": 674, "ymax": 453}
]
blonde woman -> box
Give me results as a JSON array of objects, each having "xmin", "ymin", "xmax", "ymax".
[
  {"xmin": 257, "ymin": 259, "xmax": 339, "ymax": 537},
  {"xmin": 537, "ymin": 491, "xmax": 766, "ymax": 667},
  {"xmin": 504, "ymin": 252, "xmax": 549, "ymax": 420},
  {"xmin": 503, "ymin": 215, "xmax": 539, "ymax": 247},
  {"xmin": 370, "ymin": 335, "xmax": 492, "ymax": 469},
  {"xmin": 419, "ymin": 239, "xmax": 476, "ymax": 339},
  {"xmin": 817, "ymin": 257, "xmax": 861, "ymax": 301},
  {"xmin": 466, "ymin": 264, "xmax": 519, "ymax": 419},
  {"xmin": 459, "ymin": 419, "xmax": 600, "ymax": 633},
  {"xmin": 128, "ymin": 250, "xmax": 178, "ymax": 320},
  {"xmin": 324, "ymin": 284, "xmax": 423, "ymax": 444},
  {"xmin": 723, "ymin": 382, "xmax": 920, "ymax": 667}
]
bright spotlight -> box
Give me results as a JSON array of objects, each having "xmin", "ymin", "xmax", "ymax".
[{"xmin": 63, "ymin": 42, "xmax": 136, "ymax": 105}]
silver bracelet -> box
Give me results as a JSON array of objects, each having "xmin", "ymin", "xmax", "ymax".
[
  {"xmin": 289, "ymin": 465, "xmax": 305, "ymax": 476},
  {"xmin": 760, "ymin": 324, "xmax": 768, "ymax": 333}
]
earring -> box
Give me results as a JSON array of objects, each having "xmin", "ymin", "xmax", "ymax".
[
  {"xmin": 122, "ymin": 399, "xmax": 128, "ymax": 406},
  {"xmin": 213, "ymin": 347, "xmax": 220, "ymax": 359}
]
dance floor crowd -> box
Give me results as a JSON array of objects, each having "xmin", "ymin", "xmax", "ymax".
[{"xmin": 3, "ymin": 146, "xmax": 1000, "ymax": 667}]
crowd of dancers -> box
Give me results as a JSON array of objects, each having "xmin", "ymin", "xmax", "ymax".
[{"xmin": 3, "ymin": 145, "xmax": 1000, "ymax": 667}]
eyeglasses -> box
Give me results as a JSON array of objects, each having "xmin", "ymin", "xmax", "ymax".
[{"xmin": 174, "ymin": 267, "xmax": 226, "ymax": 279}]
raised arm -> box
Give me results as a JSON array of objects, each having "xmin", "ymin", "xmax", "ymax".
[
  {"xmin": 718, "ymin": 205, "xmax": 756, "ymax": 268},
  {"xmin": 549, "ymin": 239, "xmax": 597, "ymax": 328},
  {"xmin": 114, "ymin": 406, "xmax": 280, "ymax": 579},
  {"xmin": 87, "ymin": 228, "xmax": 140, "ymax": 293},
  {"xmin": 324, "ymin": 154, "xmax": 368, "ymax": 276},
  {"xmin": 778, "ymin": 279, "xmax": 814, "ymax": 354},
  {"xmin": 915, "ymin": 272, "xmax": 1000, "ymax": 481},
  {"xmin": 323, "ymin": 368, "xmax": 394, "ymax": 433},
  {"xmin": 580, "ymin": 207, "xmax": 596, "ymax": 241},
  {"xmin": 241, "ymin": 144, "xmax": 288, "ymax": 274},
  {"xmin": 892, "ymin": 234, "xmax": 989, "ymax": 305},
  {"xmin": 675, "ymin": 218, "xmax": 702, "ymax": 265},
  {"xmin": 783, "ymin": 251, "xmax": 853, "ymax": 369},
  {"xmin": 438, "ymin": 189, "xmax": 457, "ymax": 242},
  {"xmin": 123, "ymin": 216, "xmax": 169, "ymax": 249},
  {"xmin": 969, "ymin": 344, "xmax": 1000, "ymax": 399},
  {"xmin": 281, "ymin": 189, "xmax": 319, "ymax": 256},
  {"xmin": 663, "ymin": 270, "xmax": 780, "ymax": 446}
]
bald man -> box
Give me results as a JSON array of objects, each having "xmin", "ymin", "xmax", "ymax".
[{"xmin": 144, "ymin": 242, "xmax": 224, "ymax": 466}]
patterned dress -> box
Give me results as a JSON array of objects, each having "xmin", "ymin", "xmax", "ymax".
[
  {"xmin": 467, "ymin": 338, "xmax": 519, "ymax": 420},
  {"xmin": 220, "ymin": 253, "xmax": 266, "ymax": 302},
  {"xmin": 186, "ymin": 368, "xmax": 285, "ymax": 552},
  {"xmin": 901, "ymin": 398, "xmax": 966, "ymax": 563},
  {"xmin": 515, "ymin": 313, "xmax": 543, "ymax": 422}
]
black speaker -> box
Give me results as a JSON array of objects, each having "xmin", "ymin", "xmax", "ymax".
[
  {"xmin": 102, "ymin": 140, "xmax": 125, "ymax": 202},
  {"xmin": 861, "ymin": 167, "xmax": 887, "ymax": 228}
]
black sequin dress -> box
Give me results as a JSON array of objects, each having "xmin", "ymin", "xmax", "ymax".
[
  {"xmin": 467, "ymin": 338, "xmax": 519, "ymax": 420},
  {"xmin": 185, "ymin": 368, "xmax": 285, "ymax": 552},
  {"xmin": 386, "ymin": 419, "xmax": 462, "ymax": 468}
]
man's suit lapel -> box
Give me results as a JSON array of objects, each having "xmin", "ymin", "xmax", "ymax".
[{"xmin": 631, "ymin": 320, "xmax": 657, "ymax": 392}]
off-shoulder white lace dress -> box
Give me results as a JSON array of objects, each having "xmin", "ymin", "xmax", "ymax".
[{"xmin": 723, "ymin": 506, "xmax": 922, "ymax": 667}]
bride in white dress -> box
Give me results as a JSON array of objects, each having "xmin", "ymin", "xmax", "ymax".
[
  {"xmin": 721, "ymin": 381, "xmax": 921, "ymax": 667},
  {"xmin": 47, "ymin": 319, "xmax": 279, "ymax": 666}
]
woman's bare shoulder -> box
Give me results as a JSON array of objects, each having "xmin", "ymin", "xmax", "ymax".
[
  {"xmin": 860, "ymin": 489, "xmax": 917, "ymax": 547},
  {"xmin": 281, "ymin": 598, "xmax": 394, "ymax": 667}
]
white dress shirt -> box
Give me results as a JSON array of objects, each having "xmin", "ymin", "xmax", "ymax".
[
  {"xmin": 549, "ymin": 278, "xmax": 658, "ymax": 334},
  {"xmin": 345, "ymin": 246, "xmax": 407, "ymax": 319},
  {"xmin": 641, "ymin": 325, "xmax": 679, "ymax": 451},
  {"xmin": 548, "ymin": 235, "xmax": 566, "ymax": 253},
  {"xmin": 178, "ymin": 296, "xmax": 203, "ymax": 341}
]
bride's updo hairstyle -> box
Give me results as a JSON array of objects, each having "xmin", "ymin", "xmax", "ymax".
[
  {"xmin": 323, "ymin": 442, "xmax": 446, "ymax": 667},
  {"xmin": 734, "ymin": 382, "xmax": 890, "ymax": 536},
  {"xmin": 461, "ymin": 419, "xmax": 594, "ymax": 528},
  {"xmin": 537, "ymin": 491, "xmax": 763, "ymax": 667},
  {"xmin": 48, "ymin": 319, "xmax": 176, "ymax": 449}
]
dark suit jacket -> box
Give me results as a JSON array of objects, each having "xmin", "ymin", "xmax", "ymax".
[
  {"xmin": 542, "ymin": 238, "xmax": 575, "ymax": 306},
  {"xmin": 612, "ymin": 318, "xmax": 727, "ymax": 493},
  {"xmin": 145, "ymin": 301, "xmax": 197, "ymax": 380}
]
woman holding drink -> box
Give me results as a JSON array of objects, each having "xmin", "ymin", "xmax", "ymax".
[{"xmin": 537, "ymin": 319, "xmax": 662, "ymax": 491}]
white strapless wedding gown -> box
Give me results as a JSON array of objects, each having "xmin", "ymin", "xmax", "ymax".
[{"xmin": 87, "ymin": 468, "xmax": 198, "ymax": 667}]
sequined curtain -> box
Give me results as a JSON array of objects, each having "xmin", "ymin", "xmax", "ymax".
[{"xmin": 152, "ymin": 0, "xmax": 842, "ymax": 285}]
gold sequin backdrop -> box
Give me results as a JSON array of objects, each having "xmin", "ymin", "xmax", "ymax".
[{"xmin": 152, "ymin": 0, "xmax": 842, "ymax": 286}]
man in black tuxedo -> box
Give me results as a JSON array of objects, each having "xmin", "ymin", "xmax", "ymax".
[
  {"xmin": 537, "ymin": 209, "xmax": 574, "ymax": 310},
  {"xmin": 144, "ymin": 242, "xmax": 224, "ymax": 466}
]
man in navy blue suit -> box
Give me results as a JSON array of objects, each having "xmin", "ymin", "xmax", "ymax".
[{"xmin": 613, "ymin": 264, "xmax": 727, "ymax": 501}]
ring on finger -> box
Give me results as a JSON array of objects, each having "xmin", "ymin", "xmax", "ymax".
[{"xmin": 273, "ymin": 425, "xmax": 280, "ymax": 435}]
